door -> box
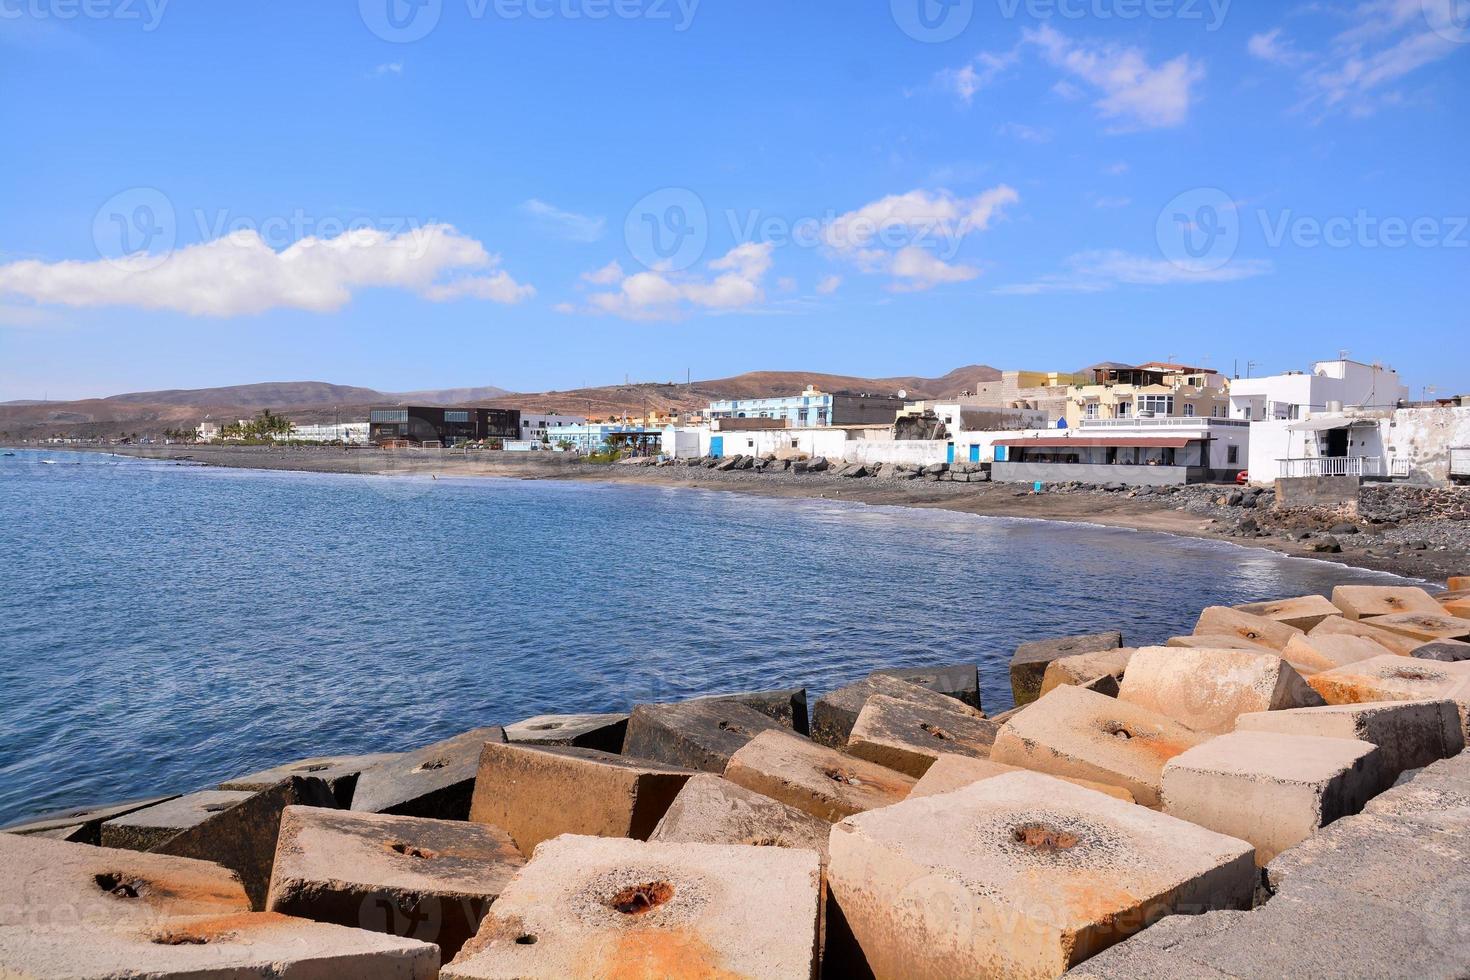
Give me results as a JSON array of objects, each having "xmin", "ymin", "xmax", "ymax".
[
  {"xmin": 946, "ymin": 442, "xmax": 955, "ymax": 464},
  {"xmin": 1325, "ymin": 429, "xmax": 1349, "ymax": 458},
  {"xmin": 709, "ymin": 436, "xmax": 724, "ymax": 459},
  {"xmin": 969, "ymin": 445, "xmax": 981, "ymax": 463}
]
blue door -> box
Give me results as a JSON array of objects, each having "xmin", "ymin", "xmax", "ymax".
[
  {"xmin": 969, "ymin": 445, "xmax": 981, "ymax": 463},
  {"xmin": 995, "ymin": 445, "xmax": 1008, "ymax": 462},
  {"xmin": 710, "ymin": 436, "xmax": 724, "ymax": 459},
  {"xmin": 946, "ymin": 443, "xmax": 955, "ymax": 465}
]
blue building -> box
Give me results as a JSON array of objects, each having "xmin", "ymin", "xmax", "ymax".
[{"xmin": 545, "ymin": 423, "xmax": 662, "ymax": 454}]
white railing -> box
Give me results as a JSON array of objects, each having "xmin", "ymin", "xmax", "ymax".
[
  {"xmin": 1079, "ymin": 417, "xmax": 1249, "ymax": 429},
  {"xmin": 1389, "ymin": 458, "xmax": 1412, "ymax": 478},
  {"xmin": 1278, "ymin": 457, "xmax": 1381, "ymax": 478}
]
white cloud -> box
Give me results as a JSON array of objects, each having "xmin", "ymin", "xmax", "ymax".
[
  {"xmin": 583, "ymin": 243, "xmax": 775, "ymax": 321},
  {"xmin": 373, "ymin": 62, "xmax": 404, "ymax": 76},
  {"xmin": 937, "ymin": 48, "xmax": 1021, "ymax": 104},
  {"xmin": 520, "ymin": 198, "xmax": 606, "ymax": 243},
  {"xmin": 1026, "ymin": 25, "xmax": 1204, "ymax": 131},
  {"xmin": 815, "ymin": 274, "xmax": 842, "ymax": 295},
  {"xmin": 0, "ymin": 225, "xmax": 534, "ymax": 317},
  {"xmin": 995, "ymin": 249, "xmax": 1271, "ymax": 295},
  {"xmin": 776, "ymin": 276, "xmax": 798, "ymax": 293},
  {"xmin": 820, "ymin": 186, "xmax": 1019, "ymax": 291},
  {"xmin": 1247, "ymin": 29, "xmax": 1309, "ymax": 67},
  {"xmin": 581, "ymin": 260, "xmax": 625, "ymax": 285},
  {"xmin": 998, "ymin": 122, "xmax": 1052, "ymax": 143}
]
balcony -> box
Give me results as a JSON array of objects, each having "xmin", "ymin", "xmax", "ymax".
[
  {"xmin": 1278, "ymin": 456, "xmax": 1382, "ymax": 478},
  {"xmin": 1079, "ymin": 417, "xmax": 1249, "ymax": 429}
]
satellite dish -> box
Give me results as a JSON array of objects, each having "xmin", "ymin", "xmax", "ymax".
[{"xmin": 897, "ymin": 389, "xmax": 908, "ymax": 400}]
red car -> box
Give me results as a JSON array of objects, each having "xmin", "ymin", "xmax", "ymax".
[{"xmin": 1235, "ymin": 470, "xmax": 1250, "ymax": 485}]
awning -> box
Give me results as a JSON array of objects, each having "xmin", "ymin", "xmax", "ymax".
[
  {"xmin": 998, "ymin": 437, "xmax": 1194, "ymax": 449},
  {"xmin": 1287, "ymin": 417, "xmax": 1374, "ymax": 432}
]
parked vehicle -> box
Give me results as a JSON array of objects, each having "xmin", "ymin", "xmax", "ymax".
[
  {"xmin": 1451, "ymin": 446, "xmax": 1470, "ymax": 486},
  {"xmin": 1235, "ymin": 470, "xmax": 1250, "ymax": 485}
]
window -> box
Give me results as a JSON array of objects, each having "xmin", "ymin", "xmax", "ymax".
[
  {"xmin": 1183, "ymin": 403, "xmax": 1195, "ymax": 417},
  {"xmin": 444, "ymin": 411, "xmax": 470, "ymax": 423},
  {"xmin": 1138, "ymin": 395, "xmax": 1174, "ymax": 415},
  {"xmin": 1116, "ymin": 401, "xmax": 1132, "ymax": 418},
  {"xmin": 1227, "ymin": 446, "xmax": 1239, "ymax": 465},
  {"xmin": 1084, "ymin": 403, "xmax": 1099, "ymax": 419},
  {"xmin": 370, "ymin": 409, "xmax": 409, "ymax": 423}
]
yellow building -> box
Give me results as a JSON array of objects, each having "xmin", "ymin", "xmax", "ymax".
[{"xmin": 1064, "ymin": 362, "xmax": 1231, "ymax": 427}]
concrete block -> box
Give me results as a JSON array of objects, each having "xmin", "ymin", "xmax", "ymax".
[
  {"xmin": 1264, "ymin": 810, "xmax": 1470, "ymax": 905},
  {"xmin": 0, "ymin": 833, "xmax": 249, "ymax": 930},
  {"xmin": 1281, "ymin": 632, "xmax": 1391, "ymax": 673},
  {"xmin": 810, "ymin": 673, "xmax": 982, "ymax": 749},
  {"xmin": 622, "ymin": 699, "xmax": 789, "ymax": 773},
  {"xmin": 1061, "ymin": 911, "xmax": 1245, "ymax": 979},
  {"xmin": 869, "ymin": 662, "xmax": 981, "ymax": 711},
  {"xmin": 1367, "ymin": 610, "xmax": 1470, "ymax": 642},
  {"xmin": 1233, "ymin": 594, "xmax": 1342, "ymax": 631},
  {"xmin": 351, "ymin": 726, "xmax": 507, "ymax": 820},
  {"xmin": 1118, "ymin": 646, "xmax": 1323, "ymax": 734},
  {"xmin": 1449, "ymin": 576, "xmax": 1470, "ymax": 591},
  {"xmin": 1010, "ymin": 631, "xmax": 1123, "ymax": 707},
  {"xmin": 648, "ymin": 774, "xmax": 831, "ymax": 862},
  {"xmin": 828, "ymin": 771, "xmax": 1255, "ymax": 978},
  {"xmin": 503, "ymin": 713, "xmax": 628, "ymax": 753},
  {"xmin": 266, "ymin": 805, "xmax": 523, "ymax": 959},
  {"xmin": 101, "ymin": 791, "xmax": 256, "ymax": 853},
  {"xmin": 469, "ymin": 743, "xmax": 693, "ymax": 856},
  {"xmin": 1307, "ymin": 654, "xmax": 1470, "ymax": 738},
  {"xmin": 909, "ymin": 753, "xmax": 1135, "ymax": 803},
  {"xmin": 1236, "ymin": 699, "xmax": 1464, "ymax": 784},
  {"xmin": 1041, "ymin": 647, "xmax": 1134, "ymax": 698},
  {"xmin": 0, "ymin": 912, "xmax": 439, "ymax": 978},
  {"xmin": 845, "ymin": 694, "xmax": 999, "ymax": 777},
  {"xmin": 1331, "ymin": 584, "xmax": 1444, "ymax": 620},
  {"xmin": 1309, "ymin": 612, "xmax": 1457, "ymax": 657},
  {"xmin": 0, "ymin": 795, "xmax": 177, "ymax": 846},
  {"xmin": 698, "ymin": 687, "xmax": 810, "ymax": 735},
  {"xmin": 1363, "ymin": 753, "xmax": 1470, "ymax": 832},
  {"xmin": 1162, "ymin": 731, "xmax": 1382, "ymax": 864},
  {"xmin": 1165, "ymin": 633, "xmax": 1275, "ymax": 651},
  {"xmin": 1192, "ymin": 606, "xmax": 1302, "ymax": 651},
  {"xmin": 990, "ymin": 685, "xmax": 1210, "ymax": 807},
  {"xmin": 220, "ymin": 753, "xmax": 398, "ymax": 807},
  {"xmin": 724, "ymin": 730, "xmax": 915, "ymax": 822},
  {"xmin": 444, "ymin": 835, "xmax": 821, "ymax": 980},
  {"xmin": 1413, "ymin": 640, "xmax": 1470, "ymax": 662},
  {"xmin": 1443, "ymin": 596, "xmax": 1470, "ymax": 618},
  {"xmin": 153, "ymin": 777, "xmax": 340, "ymax": 910}
]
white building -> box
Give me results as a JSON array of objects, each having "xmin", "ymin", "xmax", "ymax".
[
  {"xmin": 1230, "ymin": 358, "xmax": 1410, "ymax": 481},
  {"xmin": 993, "ymin": 418, "xmax": 1251, "ymax": 486},
  {"xmin": 284, "ymin": 422, "xmax": 371, "ymax": 444},
  {"xmin": 517, "ymin": 413, "xmax": 586, "ymax": 445}
]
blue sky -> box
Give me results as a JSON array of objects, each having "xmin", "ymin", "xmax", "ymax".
[{"xmin": 1, "ymin": 0, "xmax": 1466, "ymax": 401}]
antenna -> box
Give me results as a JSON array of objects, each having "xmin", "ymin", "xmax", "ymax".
[
  {"xmin": 1246, "ymin": 360, "xmax": 1258, "ymax": 379},
  {"xmin": 1338, "ymin": 349, "xmax": 1351, "ymax": 361}
]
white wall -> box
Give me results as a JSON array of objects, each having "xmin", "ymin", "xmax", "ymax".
[{"xmin": 1385, "ymin": 407, "xmax": 1470, "ymax": 483}]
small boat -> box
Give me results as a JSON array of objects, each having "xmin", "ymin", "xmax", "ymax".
[
  {"xmin": 1, "ymin": 452, "xmax": 14, "ymax": 457},
  {"xmin": 41, "ymin": 460, "xmax": 55, "ymax": 465}
]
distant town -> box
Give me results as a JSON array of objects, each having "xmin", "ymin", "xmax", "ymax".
[{"xmin": 15, "ymin": 357, "xmax": 1470, "ymax": 488}]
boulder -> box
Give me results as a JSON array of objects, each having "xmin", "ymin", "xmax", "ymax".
[
  {"xmin": 1233, "ymin": 595, "xmax": 1342, "ymax": 631},
  {"xmin": 1281, "ymin": 632, "xmax": 1392, "ymax": 673},
  {"xmin": 443, "ymin": 836, "xmax": 821, "ymax": 980},
  {"xmin": 845, "ymin": 695, "xmax": 999, "ymax": 777},
  {"xmin": 1367, "ymin": 611, "xmax": 1470, "ymax": 643},
  {"xmin": 1010, "ymin": 631, "xmax": 1124, "ymax": 708},
  {"xmin": 220, "ymin": 753, "xmax": 399, "ymax": 807},
  {"xmin": 723, "ymin": 730, "xmax": 915, "ymax": 822},
  {"xmin": 101, "ymin": 791, "xmax": 256, "ymax": 853},
  {"xmin": 1330, "ymin": 585, "xmax": 1444, "ymax": 620},
  {"xmin": 1310, "ymin": 614, "xmax": 1465, "ymax": 658},
  {"xmin": 502, "ymin": 713, "xmax": 629, "ymax": 753},
  {"xmin": 0, "ymin": 833, "xmax": 249, "ymax": 929},
  {"xmin": 1235, "ymin": 699, "xmax": 1464, "ymax": 786},
  {"xmin": 869, "ymin": 662, "xmax": 981, "ymax": 711},
  {"xmin": 468, "ymin": 743, "xmax": 693, "ymax": 856},
  {"xmin": 807, "ymin": 456, "xmax": 829, "ymax": 472},
  {"xmin": 1040, "ymin": 647, "xmax": 1135, "ymax": 698},
  {"xmin": 697, "ymin": 687, "xmax": 810, "ymax": 735},
  {"xmin": 989, "ymin": 686, "xmax": 1211, "ymax": 807},
  {"xmin": 351, "ymin": 727, "xmax": 507, "ymax": 821},
  {"xmin": 1162, "ymin": 731, "xmax": 1383, "ymax": 864},
  {"xmin": 908, "ymin": 753, "xmax": 1135, "ymax": 803},
  {"xmin": 153, "ymin": 777, "xmax": 340, "ymax": 910},
  {"xmin": 1166, "ymin": 633, "xmax": 1275, "ymax": 651},
  {"xmin": 0, "ymin": 912, "xmax": 439, "ymax": 978},
  {"xmin": 1306, "ymin": 655, "xmax": 1470, "ymax": 739},
  {"xmin": 648, "ymin": 774, "xmax": 831, "ymax": 863},
  {"xmin": 1118, "ymin": 646, "xmax": 1324, "ymax": 734},
  {"xmin": 1413, "ymin": 641, "xmax": 1470, "ymax": 662},
  {"xmin": 0, "ymin": 795, "xmax": 177, "ymax": 846},
  {"xmin": 266, "ymin": 805, "xmax": 524, "ymax": 959},
  {"xmin": 810, "ymin": 674, "xmax": 981, "ymax": 749},
  {"xmin": 827, "ymin": 771, "xmax": 1255, "ymax": 978},
  {"xmin": 622, "ymin": 699, "xmax": 790, "ymax": 773},
  {"xmin": 1193, "ymin": 606, "xmax": 1303, "ymax": 651}
]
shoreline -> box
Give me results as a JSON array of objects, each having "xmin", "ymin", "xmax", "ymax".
[{"xmin": 12, "ymin": 442, "xmax": 1466, "ymax": 582}]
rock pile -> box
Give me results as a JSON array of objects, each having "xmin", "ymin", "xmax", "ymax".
[{"xmin": 3, "ymin": 581, "xmax": 1469, "ymax": 977}]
